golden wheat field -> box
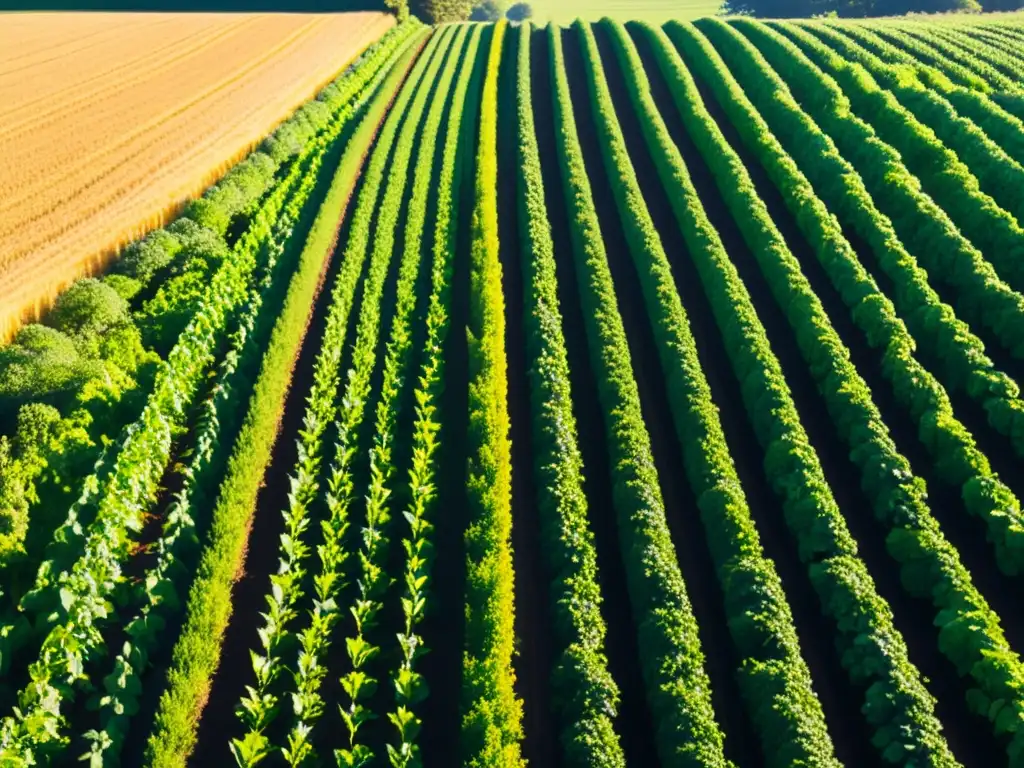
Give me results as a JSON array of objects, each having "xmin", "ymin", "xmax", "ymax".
[{"xmin": 0, "ymin": 11, "xmax": 393, "ymax": 340}]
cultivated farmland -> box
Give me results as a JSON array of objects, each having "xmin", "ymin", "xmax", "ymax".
[
  {"xmin": 3, "ymin": 12, "xmax": 1024, "ymax": 768},
  {"xmin": 0, "ymin": 11, "xmax": 393, "ymax": 341}
]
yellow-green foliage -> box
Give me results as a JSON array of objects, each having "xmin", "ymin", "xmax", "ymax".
[{"xmin": 460, "ymin": 19, "xmax": 525, "ymax": 768}]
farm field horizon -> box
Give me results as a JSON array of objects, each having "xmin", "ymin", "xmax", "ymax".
[{"xmin": 3, "ymin": 10, "xmax": 1024, "ymax": 768}]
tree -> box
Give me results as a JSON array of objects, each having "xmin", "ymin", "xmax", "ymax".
[
  {"xmin": 0, "ymin": 325, "xmax": 99, "ymax": 406},
  {"xmin": 471, "ymin": 0, "xmax": 504, "ymax": 18},
  {"xmin": 46, "ymin": 278, "xmax": 128, "ymax": 338},
  {"xmin": 506, "ymin": 2, "xmax": 533, "ymax": 19}
]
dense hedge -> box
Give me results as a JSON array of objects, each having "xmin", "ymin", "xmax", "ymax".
[
  {"xmin": 514, "ymin": 21, "xmax": 624, "ymax": 768},
  {"xmin": 550, "ymin": 22, "xmax": 730, "ymax": 768}
]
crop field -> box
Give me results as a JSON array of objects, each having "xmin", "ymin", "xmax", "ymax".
[
  {"xmin": 0, "ymin": 11, "xmax": 393, "ymax": 342},
  {"xmin": 3, "ymin": 11, "xmax": 1024, "ymax": 768}
]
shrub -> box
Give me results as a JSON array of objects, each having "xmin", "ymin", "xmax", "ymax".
[{"xmin": 506, "ymin": 2, "xmax": 533, "ymax": 20}]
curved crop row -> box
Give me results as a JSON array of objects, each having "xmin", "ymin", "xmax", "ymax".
[
  {"xmin": 822, "ymin": 23, "xmax": 1024, "ymax": 169},
  {"xmin": 892, "ymin": 24, "xmax": 1020, "ymax": 93},
  {"xmin": 861, "ymin": 25, "xmax": 993, "ymax": 91},
  {"xmin": 226, "ymin": 29, "xmax": 442, "ymax": 768},
  {"xmin": 792, "ymin": 22, "xmax": 1024, "ymax": 238},
  {"xmin": 773, "ymin": 23, "xmax": 1024, "ymax": 299},
  {"xmin": 924, "ymin": 25, "xmax": 1024, "ymax": 81},
  {"xmin": 587, "ymin": 18, "xmax": 848, "ymax": 767},
  {"xmin": 142, "ymin": 33, "xmax": 429, "ymax": 768},
  {"xmin": 549, "ymin": 23, "xmax": 730, "ymax": 768},
  {"xmin": 460, "ymin": 20, "xmax": 525, "ymax": 768},
  {"xmin": 684, "ymin": 19, "xmax": 1024, "ymax": 760},
  {"xmin": 610, "ymin": 18, "xmax": 955, "ymax": 764},
  {"xmin": 388, "ymin": 23, "xmax": 486, "ymax": 768},
  {"xmin": 625, "ymin": 19, "xmax": 959, "ymax": 765},
  {"xmin": 513, "ymin": 21, "xmax": 624, "ymax": 768},
  {"xmin": 729, "ymin": 19, "xmax": 1024, "ymax": 365},
  {"xmin": 703, "ymin": 18, "xmax": 1024, "ymax": 571}
]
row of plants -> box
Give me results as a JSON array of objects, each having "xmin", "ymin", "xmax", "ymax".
[
  {"xmin": 388, "ymin": 22, "xmax": 486, "ymax": 768},
  {"xmin": 794, "ymin": 22, "xmax": 1024, "ymax": 245},
  {"xmin": 78, "ymin": 79, "xmax": 346, "ymax": 768},
  {"xmin": 338, "ymin": 24, "xmax": 469, "ymax": 768},
  {"xmin": 892, "ymin": 24, "xmax": 1020, "ymax": 93},
  {"xmin": 686, "ymin": 19, "xmax": 1024, "ymax": 761},
  {"xmin": 731, "ymin": 19, "xmax": 1024, "ymax": 366},
  {"xmin": 344, "ymin": 23, "xmax": 474, "ymax": 768},
  {"xmin": 862, "ymin": 23, "xmax": 1024, "ymax": 122},
  {"xmin": 775, "ymin": 23, "xmax": 1024, "ymax": 305},
  {"xmin": 459, "ymin": 20, "xmax": 525, "ymax": 768},
  {"xmin": 707, "ymin": 18, "xmax": 1024, "ymax": 571},
  {"xmin": 513, "ymin": 22, "xmax": 624, "ymax": 768},
  {"xmin": 626, "ymin": 19, "xmax": 958, "ymax": 765},
  {"xmin": 316, "ymin": 28, "xmax": 454, "ymax": 768},
  {"xmin": 548, "ymin": 24, "xmax": 730, "ymax": 768},
  {"xmin": 821, "ymin": 22, "xmax": 1024, "ymax": 165},
  {"xmin": 968, "ymin": 26, "xmax": 1024, "ymax": 71},
  {"xmin": 925, "ymin": 24, "xmax": 1024, "ymax": 81},
  {"xmin": 860, "ymin": 24, "xmax": 993, "ymax": 91},
  {"xmin": 226, "ymin": 27, "xmax": 442, "ymax": 768},
  {"xmin": 591, "ymin": 18, "xmax": 851, "ymax": 767},
  {"xmin": 139, "ymin": 29, "xmax": 430, "ymax": 768}
]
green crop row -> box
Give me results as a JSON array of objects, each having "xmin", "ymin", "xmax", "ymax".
[
  {"xmin": 140, "ymin": 32, "xmax": 429, "ymax": 768},
  {"xmin": 860, "ymin": 25, "xmax": 993, "ymax": 91},
  {"xmin": 775, "ymin": 23, "xmax": 1024, "ymax": 308},
  {"xmin": 892, "ymin": 24, "xmax": 1020, "ymax": 93},
  {"xmin": 324, "ymin": 28, "xmax": 453, "ymax": 768},
  {"xmin": 821, "ymin": 24, "xmax": 1024, "ymax": 169},
  {"xmin": 550, "ymin": 22, "xmax": 731, "ymax": 767},
  {"xmin": 792, "ymin": 22, "xmax": 1024, "ymax": 254},
  {"xmin": 226, "ymin": 28, "xmax": 441, "ymax": 768},
  {"xmin": 634, "ymin": 19, "xmax": 957, "ymax": 764},
  {"xmin": 699, "ymin": 19, "xmax": 1024, "ymax": 571},
  {"xmin": 389, "ymin": 21, "xmax": 485, "ymax": 768},
  {"xmin": 514, "ymin": 22, "xmax": 624, "ymax": 768},
  {"xmin": 689, "ymin": 19, "xmax": 1024, "ymax": 762},
  {"xmin": 352, "ymin": 24, "xmax": 470, "ymax": 768},
  {"xmin": 594, "ymin": 18, "xmax": 850, "ymax": 767},
  {"xmin": 731, "ymin": 20, "xmax": 1024, "ymax": 367},
  {"xmin": 460, "ymin": 20, "xmax": 525, "ymax": 768}
]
